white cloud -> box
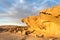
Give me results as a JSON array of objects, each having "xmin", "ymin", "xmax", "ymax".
[
  {"xmin": 20, "ymin": 0, "xmax": 24, "ymax": 3},
  {"xmin": 0, "ymin": 0, "xmax": 48, "ymax": 17},
  {"xmin": 0, "ymin": 17, "xmax": 27, "ymax": 26},
  {"xmin": 0, "ymin": 23, "xmax": 26, "ymax": 26}
]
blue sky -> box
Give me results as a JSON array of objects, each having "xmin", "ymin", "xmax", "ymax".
[{"xmin": 0, "ymin": 0, "xmax": 60, "ymax": 26}]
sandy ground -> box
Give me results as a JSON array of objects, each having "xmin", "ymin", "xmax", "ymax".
[
  {"xmin": 0, "ymin": 32, "xmax": 43, "ymax": 40},
  {"xmin": 0, "ymin": 32, "xmax": 60, "ymax": 40}
]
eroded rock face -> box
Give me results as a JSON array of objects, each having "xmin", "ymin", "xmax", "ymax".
[
  {"xmin": 0, "ymin": 25, "xmax": 35, "ymax": 36},
  {"xmin": 21, "ymin": 6, "xmax": 60, "ymax": 38},
  {"xmin": 0, "ymin": 25, "xmax": 27, "ymax": 33}
]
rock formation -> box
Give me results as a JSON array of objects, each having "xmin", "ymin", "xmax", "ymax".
[{"xmin": 21, "ymin": 6, "xmax": 60, "ymax": 38}]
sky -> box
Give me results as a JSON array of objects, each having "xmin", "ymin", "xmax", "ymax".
[{"xmin": 0, "ymin": 0, "xmax": 60, "ymax": 26}]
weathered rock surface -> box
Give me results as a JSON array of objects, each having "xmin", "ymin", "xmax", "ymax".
[{"xmin": 21, "ymin": 6, "xmax": 60, "ymax": 38}]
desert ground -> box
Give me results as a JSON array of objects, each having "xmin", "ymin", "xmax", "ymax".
[{"xmin": 0, "ymin": 25, "xmax": 60, "ymax": 40}]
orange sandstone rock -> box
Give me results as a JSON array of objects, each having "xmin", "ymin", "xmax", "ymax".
[{"xmin": 21, "ymin": 6, "xmax": 60, "ymax": 38}]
